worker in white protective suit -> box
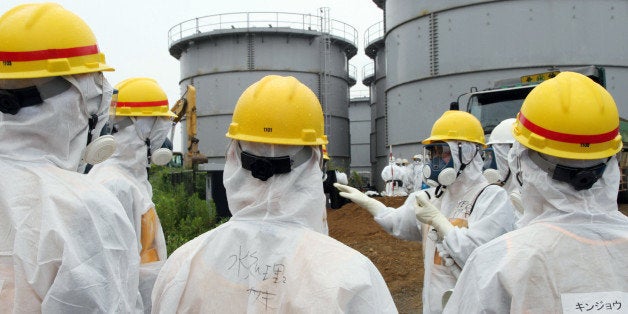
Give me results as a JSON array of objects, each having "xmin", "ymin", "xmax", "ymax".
[
  {"xmin": 151, "ymin": 75, "xmax": 397, "ymax": 313},
  {"xmin": 336, "ymin": 110, "xmax": 516, "ymax": 313},
  {"xmin": 381, "ymin": 157, "xmax": 407, "ymax": 196},
  {"xmin": 482, "ymin": 118, "xmax": 523, "ymax": 217},
  {"xmin": 0, "ymin": 3, "xmax": 140, "ymax": 312},
  {"xmin": 401, "ymin": 158, "xmax": 414, "ymax": 194},
  {"xmin": 87, "ymin": 77, "xmax": 173, "ymax": 313},
  {"xmin": 412, "ymin": 154, "xmax": 427, "ymax": 192},
  {"xmin": 443, "ymin": 72, "xmax": 628, "ymax": 313}
]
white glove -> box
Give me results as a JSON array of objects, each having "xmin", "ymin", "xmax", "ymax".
[
  {"xmin": 334, "ymin": 183, "xmax": 386, "ymax": 216},
  {"xmin": 415, "ymin": 191, "xmax": 454, "ymax": 238}
]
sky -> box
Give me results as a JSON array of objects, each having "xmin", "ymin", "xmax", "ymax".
[{"xmin": 1, "ymin": 0, "xmax": 383, "ymax": 150}]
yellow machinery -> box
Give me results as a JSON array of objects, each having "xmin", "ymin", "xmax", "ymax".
[{"xmin": 171, "ymin": 85, "xmax": 208, "ymax": 168}]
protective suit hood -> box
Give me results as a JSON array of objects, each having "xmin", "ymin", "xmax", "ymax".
[
  {"xmin": 511, "ymin": 141, "xmax": 619, "ymax": 228},
  {"xmin": 131, "ymin": 116, "xmax": 172, "ymax": 164},
  {"xmin": 90, "ymin": 119, "xmax": 152, "ymax": 198},
  {"xmin": 0, "ymin": 73, "xmax": 113, "ymax": 171},
  {"xmin": 441, "ymin": 141, "xmax": 488, "ymax": 197},
  {"xmin": 488, "ymin": 143, "xmax": 518, "ymax": 196},
  {"xmin": 223, "ymin": 140, "xmax": 328, "ymax": 234}
]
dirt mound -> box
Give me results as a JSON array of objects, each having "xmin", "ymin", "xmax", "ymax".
[{"xmin": 327, "ymin": 196, "xmax": 422, "ymax": 313}]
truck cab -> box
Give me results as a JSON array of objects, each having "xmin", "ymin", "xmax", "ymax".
[{"xmin": 467, "ymin": 85, "xmax": 535, "ymax": 135}]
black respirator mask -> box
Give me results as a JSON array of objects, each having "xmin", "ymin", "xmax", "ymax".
[
  {"xmin": 0, "ymin": 77, "xmax": 71, "ymax": 115},
  {"xmin": 239, "ymin": 144, "xmax": 312, "ymax": 181},
  {"xmin": 529, "ymin": 151, "xmax": 608, "ymax": 191}
]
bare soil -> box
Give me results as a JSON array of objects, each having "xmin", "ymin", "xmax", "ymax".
[
  {"xmin": 327, "ymin": 196, "xmax": 422, "ymax": 313},
  {"xmin": 328, "ymin": 198, "xmax": 628, "ymax": 314}
]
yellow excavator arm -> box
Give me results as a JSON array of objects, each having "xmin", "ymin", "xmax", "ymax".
[{"xmin": 172, "ymin": 85, "xmax": 208, "ymax": 168}]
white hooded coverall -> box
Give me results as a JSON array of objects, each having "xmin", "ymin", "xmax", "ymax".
[
  {"xmin": 443, "ymin": 142, "xmax": 628, "ymax": 313},
  {"xmin": 402, "ymin": 162, "xmax": 415, "ymax": 194},
  {"xmin": 151, "ymin": 141, "xmax": 397, "ymax": 313},
  {"xmin": 0, "ymin": 74, "xmax": 140, "ymax": 312},
  {"xmin": 372, "ymin": 142, "xmax": 516, "ymax": 313},
  {"xmin": 412, "ymin": 159, "xmax": 425, "ymax": 193},
  {"xmin": 493, "ymin": 144, "xmax": 519, "ymax": 194},
  {"xmin": 381, "ymin": 162, "xmax": 407, "ymax": 196},
  {"xmin": 492, "ymin": 143, "xmax": 523, "ymax": 219},
  {"xmin": 88, "ymin": 116, "xmax": 169, "ymax": 313}
]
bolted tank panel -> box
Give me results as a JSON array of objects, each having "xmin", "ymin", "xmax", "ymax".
[
  {"xmin": 169, "ymin": 12, "xmax": 358, "ymax": 171},
  {"xmin": 384, "ymin": 0, "xmax": 628, "ymax": 169},
  {"xmin": 385, "ymin": 0, "xmax": 492, "ymax": 32}
]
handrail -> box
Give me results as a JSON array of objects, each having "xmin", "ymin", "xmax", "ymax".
[
  {"xmin": 169, "ymin": 12, "xmax": 357, "ymax": 48},
  {"xmin": 364, "ymin": 21, "xmax": 384, "ymax": 48},
  {"xmin": 362, "ymin": 62, "xmax": 375, "ymax": 79},
  {"xmin": 348, "ymin": 63, "xmax": 357, "ymax": 80},
  {"xmin": 350, "ymin": 89, "xmax": 370, "ymax": 99}
]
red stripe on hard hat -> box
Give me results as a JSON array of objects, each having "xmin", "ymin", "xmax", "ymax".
[
  {"xmin": 0, "ymin": 45, "xmax": 100, "ymax": 62},
  {"xmin": 118, "ymin": 100, "xmax": 169, "ymax": 107},
  {"xmin": 518, "ymin": 112, "xmax": 618, "ymax": 144}
]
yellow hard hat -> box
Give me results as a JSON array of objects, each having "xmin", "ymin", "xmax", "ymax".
[
  {"xmin": 513, "ymin": 71, "xmax": 622, "ymax": 159},
  {"xmin": 115, "ymin": 77, "xmax": 176, "ymax": 117},
  {"xmin": 322, "ymin": 144, "xmax": 330, "ymax": 160},
  {"xmin": 422, "ymin": 110, "xmax": 486, "ymax": 146},
  {"xmin": 226, "ymin": 75, "xmax": 328, "ymax": 145},
  {"xmin": 0, "ymin": 3, "xmax": 113, "ymax": 79}
]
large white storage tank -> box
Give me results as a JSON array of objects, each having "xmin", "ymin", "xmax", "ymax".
[
  {"xmin": 382, "ymin": 0, "xmax": 628, "ymax": 161},
  {"xmin": 168, "ymin": 11, "xmax": 358, "ymax": 172}
]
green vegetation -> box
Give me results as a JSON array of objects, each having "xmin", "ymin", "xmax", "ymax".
[
  {"xmin": 349, "ymin": 170, "xmax": 364, "ymax": 188},
  {"xmin": 150, "ymin": 166, "xmax": 226, "ymax": 255}
]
